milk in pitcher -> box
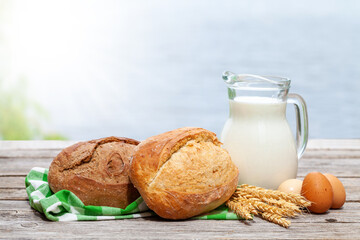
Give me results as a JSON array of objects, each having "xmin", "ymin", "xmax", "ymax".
[{"xmin": 221, "ymin": 96, "xmax": 298, "ymax": 189}]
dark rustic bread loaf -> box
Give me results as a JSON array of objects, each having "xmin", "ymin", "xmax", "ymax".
[
  {"xmin": 48, "ymin": 136, "xmax": 140, "ymax": 208},
  {"xmin": 130, "ymin": 127, "xmax": 239, "ymax": 219}
]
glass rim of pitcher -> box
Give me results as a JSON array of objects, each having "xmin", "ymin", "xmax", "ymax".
[{"xmin": 222, "ymin": 72, "xmax": 291, "ymax": 90}]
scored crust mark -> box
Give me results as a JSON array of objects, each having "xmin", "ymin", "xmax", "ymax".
[
  {"xmin": 148, "ymin": 138, "xmax": 202, "ymax": 187},
  {"xmin": 59, "ymin": 143, "xmax": 94, "ymax": 172},
  {"xmin": 149, "ymin": 140, "xmax": 235, "ymax": 193},
  {"xmin": 147, "ymin": 130, "xmax": 219, "ymax": 187},
  {"xmin": 106, "ymin": 153, "xmax": 125, "ymax": 177},
  {"xmin": 58, "ymin": 136, "xmax": 139, "ymax": 172}
]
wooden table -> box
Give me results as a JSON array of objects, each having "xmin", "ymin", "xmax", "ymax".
[{"xmin": 1, "ymin": 139, "xmax": 359, "ymax": 239}]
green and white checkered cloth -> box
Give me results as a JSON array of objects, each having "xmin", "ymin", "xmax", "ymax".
[{"xmin": 25, "ymin": 167, "xmax": 245, "ymax": 221}]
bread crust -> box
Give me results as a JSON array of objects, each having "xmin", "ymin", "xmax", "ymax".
[
  {"xmin": 130, "ymin": 127, "xmax": 239, "ymax": 219},
  {"xmin": 48, "ymin": 136, "xmax": 140, "ymax": 208}
]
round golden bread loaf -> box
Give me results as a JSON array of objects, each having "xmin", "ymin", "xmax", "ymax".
[
  {"xmin": 48, "ymin": 136, "xmax": 140, "ymax": 208},
  {"xmin": 130, "ymin": 127, "xmax": 239, "ymax": 219}
]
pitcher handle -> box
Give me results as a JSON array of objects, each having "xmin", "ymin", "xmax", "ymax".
[{"xmin": 287, "ymin": 93, "xmax": 309, "ymax": 159}]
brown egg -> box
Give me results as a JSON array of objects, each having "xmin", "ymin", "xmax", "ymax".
[
  {"xmin": 301, "ymin": 172, "xmax": 333, "ymax": 213},
  {"xmin": 324, "ymin": 173, "xmax": 346, "ymax": 209},
  {"xmin": 278, "ymin": 179, "xmax": 303, "ymax": 194}
]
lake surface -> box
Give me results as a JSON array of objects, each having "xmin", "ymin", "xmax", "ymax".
[{"xmin": 4, "ymin": 0, "xmax": 360, "ymax": 140}]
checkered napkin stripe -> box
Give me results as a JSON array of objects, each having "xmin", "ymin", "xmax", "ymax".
[{"xmin": 25, "ymin": 167, "xmax": 241, "ymax": 221}]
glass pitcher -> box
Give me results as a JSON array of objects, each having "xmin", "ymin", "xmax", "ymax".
[{"xmin": 221, "ymin": 72, "xmax": 308, "ymax": 189}]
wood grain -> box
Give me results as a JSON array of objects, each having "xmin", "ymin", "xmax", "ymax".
[
  {"xmin": 1, "ymin": 221, "xmax": 359, "ymax": 240},
  {"xmin": 4, "ymin": 177, "xmax": 360, "ymax": 201},
  {"xmin": 0, "ymin": 206, "xmax": 359, "ymax": 239},
  {"xmin": 1, "ymin": 157, "xmax": 359, "ymax": 177},
  {"xmin": 0, "ymin": 176, "xmax": 25, "ymax": 188},
  {"xmin": 0, "ymin": 139, "xmax": 359, "ymax": 239},
  {"xmin": 0, "ymin": 200, "xmax": 360, "ymax": 239},
  {"xmin": 0, "ymin": 140, "xmax": 77, "ymax": 150},
  {"xmin": 307, "ymin": 139, "xmax": 360, "ymax": 150}
]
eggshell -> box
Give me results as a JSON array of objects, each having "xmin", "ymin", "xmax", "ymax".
[
  {"xmin": 301, "ymin": 172, "xmax": 333, "ymax": 213},
  {"xmin": 278, "ymin": 179, "xmax": 303, "ymax": 194},
  {"xmin": 324, "ymin": 173, "xmax": 346, "ymax": 209}
]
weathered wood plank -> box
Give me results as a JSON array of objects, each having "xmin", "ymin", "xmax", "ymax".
[
  {"xmin": 1, "ymin": 156, "xmax": 359, "ymax": 177},
  {"xmin": 1, "ymin": 177, "xmax": 359, "ymax": 201},
  {"xmin": 307, "ymin": 139, "xmax": 360, "ymax": 150},
  {"xmin": 1, "ymin": 200, "xmax": 359, "ymax": 222},
  {"xmin": 3, "ymin": 223, "xmax": 357, "ymax": 240},
  {"xmin": 0, "ymin": 208, "xmax": 359, "ymax": 239},
  {"xmin": 297, "ymin": 158, "xmax": 360, "ymax": 177},
  {"xmin": 0, "ymin": 189, "xmax": 27, "ymax": 200},
  {"xmin": 0, "ymin": 148, "xmax": 359, "ymax": 159},
  {"xmin": 0, "ymin": 149, "xmax": 63, "ymax": 158},
  {"xmin": 0, "ymin": 176, "xmax": 25, "ymax": 188},
  {"xmin": 0, "ymin": 157, "xmax": 53, "ymax": 176},
  {"xmin": 302, "ymin": 150, "xmax": 360, "ymax": 159},
  {"xmin": 15, "ymin": 174, "xmax": 360, "ymax": 192},
  {"xmin": 0, "ymin": 200, "xmax": 33, "ymax": 210},
  {"xmin": 3, "ymin": 175, "xmax": 360, "ymax": 199},
  {"xmin": 0, "ymin": 141, "xmax": 77, "ymax": 150}
]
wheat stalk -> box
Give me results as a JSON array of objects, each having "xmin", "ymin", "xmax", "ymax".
[
  {"xmin": 238, "ymin": 184, "xmax": 310, "ymax": 208},
  {"xmin": 263, "ymin": 198, "xmax": 301, "ymax": 213},
  {"xmin": 227, "ymin": 184, "xmax": 311, "ymax": 228},
  {"xmin": 236, "ymin": 196, "xmax": 298, "ymax": 217},
  {"xmin": 260, "ymin": 212, "xmax": 291, "ymax": 228},
  {"xmin": 226, "ymin": 200, "xmax": 252, "ymax": 220}
]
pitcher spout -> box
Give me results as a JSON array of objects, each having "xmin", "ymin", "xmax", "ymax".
[
  {"xmin": 222, "ymin": 71, "xmax": 236, "ymax": 85},
  {"xmin": 222, "ymin": 71, "xmax": 291, "ymax": 101}
]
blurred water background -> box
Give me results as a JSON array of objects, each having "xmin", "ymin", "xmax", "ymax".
[{"xmin": 1, "ymin": 0, "xmax": 359, "ymax": 140}]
